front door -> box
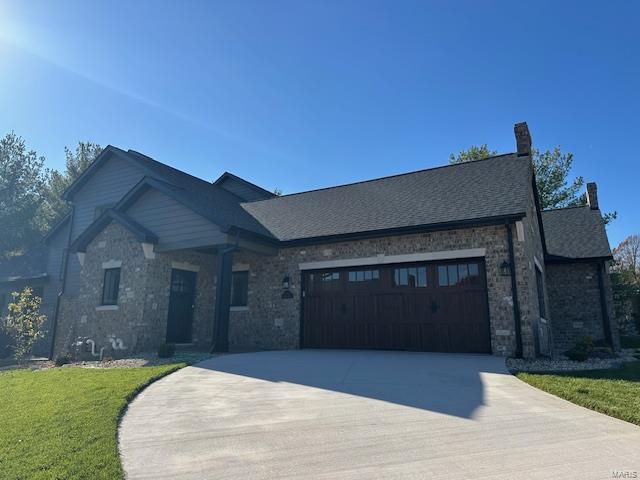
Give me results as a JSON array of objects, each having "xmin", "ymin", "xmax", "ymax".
[{"xmin": 166, "ymin": 269, "xmax": 197, "ymax": 343}]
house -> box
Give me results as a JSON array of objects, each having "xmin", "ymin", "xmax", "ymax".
[
  {"xmin": 0, "ymin": 214, "xmax": 71, "ymax": 357},
  {"xmin": 42, "ymin": 122, "xmax": 616, "ymax": 359}
]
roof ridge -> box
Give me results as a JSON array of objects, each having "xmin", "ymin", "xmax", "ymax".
[
  {"xmin": 246, "ymin": 152, "xmax": 518, "ymax": 203},
  {"xmin": 214, "ymin": 171, "xmax": 275, "ymax": 198},
  {"xmin": 542, "ymin": 204, "xmax": 591, "ymax": 213},
  {"xmin": 126, "ymin": 150, "xmax": 217, "ymax": 190}
]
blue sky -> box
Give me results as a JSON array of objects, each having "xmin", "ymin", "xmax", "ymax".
[{"xmin": 0, "ymin": 0, "xmax": 637, "ymax": 246}]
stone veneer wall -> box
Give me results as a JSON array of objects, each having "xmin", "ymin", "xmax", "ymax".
[
  {"xmin": 229, "ymin": 223, "xmax": 538, "ymax": 357},
  {"xmin": 517, "ymin": 174, "xmax": 553, "ymax": 357},
  {"xmin": 546, "ymin": 261, "xmax": 619, "ymax": 354},
  {"xmin": 54, "ymin": 219, "xmax": 551, "ymax": 359},
  {"xmin": 54, "ymin": 222, "xmax": 216, "ymax": 357}
]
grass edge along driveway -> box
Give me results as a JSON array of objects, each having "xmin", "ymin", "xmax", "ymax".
[
  {"xmin": 0, "ymin": 363, "xmax": 184, "ymax": 480},
  {"xmin": 516, "ymin": 361, "xmax": 640, "ymax": 426}
]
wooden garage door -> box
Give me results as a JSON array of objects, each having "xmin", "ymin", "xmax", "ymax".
[{"xmin": 301, "ymin": 259, "xmax": 491, "ymax": 353}]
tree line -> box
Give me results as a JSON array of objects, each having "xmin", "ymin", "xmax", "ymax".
[
  {"xmin": 0, "ymin": 132, "xmax": 103, "ymax": 259},
  {"xmin": 449, "ymin": 144, "xmax": 617, "ymax": 223},
  {"xmin": 0, "ymin": 134, "xmax": 623, "ymax": 258}
]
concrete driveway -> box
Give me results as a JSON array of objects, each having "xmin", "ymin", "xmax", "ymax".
[{"xmin": 119, "ymin": 350, "xmax": 640, "ymax": 479}]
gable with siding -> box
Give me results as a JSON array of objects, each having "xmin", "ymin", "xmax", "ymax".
[
  {"xmin": 66, "ymin": 154, "xmax": 146, "ymax": 293},
  {"xmin": 71, "ymin": 154, "xmax": 146, "ymax": 239},
  {"xmin": 125, "ymin": 188, "xmax": 226, "ymax": 251},
  {"xmin": 214, "ymin": 172, "xmax": 275, "ymax": 202}
]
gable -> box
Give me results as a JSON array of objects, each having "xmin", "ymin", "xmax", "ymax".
[
  {"xmin": 125, "ymin": 188, "xmax": 226, "ymax": 251},
  {"xmin": 542, "ymin": 207, "xmax": 612, "ymax": 260},
  {"xmin": 71, "ymin": 153, "xmax": 146, "ymax": 239},
  {"xmin": 215, "ymin": 172, "xmax": 275, "ymax": 202}
]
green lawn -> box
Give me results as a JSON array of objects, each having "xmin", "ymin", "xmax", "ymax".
[
  {"xmin": 0, "ymin": 364, "xmax": 184, "ymax": 480},
  {"xmin": 516, "ymin": 361, "xmax": 640, "ymax": 426}
]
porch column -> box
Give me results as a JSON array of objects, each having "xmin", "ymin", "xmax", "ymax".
[{"xmin": 212, "ymin": 245, "xmax": 234, "ymax": 352}]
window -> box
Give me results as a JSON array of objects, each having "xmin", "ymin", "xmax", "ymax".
[
  {"xmin": 321, "ymin": 272, "xmax": 340, "ymax": 282},
  {"xmin": 230, "ymin": 271, "xmax": 248, "ymax": 307},
  {"xmin": 348, "ymin": 269, "xmax": 380, "ymax": 282},
  {"xmin": 393, "ymin": 266, "xmax": 427, "ymax": 287},
  {"xmin": 308, "ymin": 271, "xmax": 341, "ymax": 294},
  {"xmin": 101, "ymin": 268, "xmax": 121, "ymax": 305},
  {"xmin": 438, "ymin": 262, "xmax": 480, "ymax": 287},
  {"xmin": 535, "ymin": 266, "xmax": 546, "ymax": 318}
]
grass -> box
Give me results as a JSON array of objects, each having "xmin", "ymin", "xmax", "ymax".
[
  {"xmin": 516, "ymin": 361, "xmax": 640, "ymax": 426},
  {"xmin": 0, "ymin": 364, "xmax": 184, "ymax": 480}
]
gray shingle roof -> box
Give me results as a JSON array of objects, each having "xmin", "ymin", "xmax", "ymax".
[
  {"xmin": 541, "ymin": 206, "xmax": 612, "ymax": 259},
  {"xmin": 241, "ymin": 154, "xmax": 531, "ymax": 241}
]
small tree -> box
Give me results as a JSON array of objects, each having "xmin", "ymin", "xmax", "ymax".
[
  {"xmin": 0, "ymin": 132, "xmax": 50, "ymax": 258},
  {"xmin": 612, "ymin": 235, "xmax": 640, "ymax": 334},
  {"xmin": 3, "ymin": 287, "xmax": 47, "ymax": 361},
  {"xmin": 449, "ymin": 144, "xmax": 497, "ymax": 164}
]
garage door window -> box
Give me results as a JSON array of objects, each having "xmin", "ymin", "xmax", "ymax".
[
  {"xmin": 348, "ymin": 269, "xmax": 379, "ymax": 282},
  {"xmin": 438, "ymin": 263, "xmax": 480, "ymax": 287},
  {"xmin": 308, "ymin": 271, "xmax": 341, "ymax": 293},
  {"xmin": 393, "ymin": 266, "xmax": 427, "ymax": 288}
]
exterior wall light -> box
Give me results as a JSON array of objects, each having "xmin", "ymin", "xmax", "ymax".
[
  {"xmin": 281, "ymin": 275, "xmax": 293, "ymax": 299},
  {"xmin": 500, "ymin": 260, "xmax": 511, "ymax": 276}
]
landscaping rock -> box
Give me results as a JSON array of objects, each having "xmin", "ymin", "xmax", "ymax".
[{"xmin": 507, "ymin": 351, "xmax": 637, "ymax": 373}]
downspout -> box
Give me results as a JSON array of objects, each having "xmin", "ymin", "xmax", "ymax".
[
  {"xmin": 596, "ymin": 261, "xmax": 614, "ymax": 349},
  {"xmin": 507, "ymin": 222, "xmax": 523, "ymax": 358},
  {"xmin": 48, "ymin": 205, "xmax": 76, "ymax": 360}
]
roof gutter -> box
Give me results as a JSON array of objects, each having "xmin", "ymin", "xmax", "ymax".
[
  {"xmin": 277, "ymin": 213, "xmax": 527, "ymax": 248},
  {"xmin": 545, "ymin": 254, "xmax": 614, "ymax": 264}
]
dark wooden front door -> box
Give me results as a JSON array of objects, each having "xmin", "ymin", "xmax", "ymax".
[
  {"xmin": 301, "ymin": 259, "xmax": 491, "ymax": 353},
  {"xmin": 166, "ymin": 269, "xmax": 197, "ymax": 343}
]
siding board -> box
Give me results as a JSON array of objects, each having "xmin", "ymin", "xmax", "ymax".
[{"xmin": 126, "ymin": 188, "xmax": 225, "ymax": 249}]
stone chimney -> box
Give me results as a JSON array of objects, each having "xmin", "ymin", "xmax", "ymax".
[
  {"xmin": 514, "ymin": 122, "xmax": 532, "ymax": 157},
  {"xmin": 586, "ymin": 182, "xmax": 599, "ymax": 209}
]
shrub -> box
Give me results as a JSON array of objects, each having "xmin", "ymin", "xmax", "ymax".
[
  {"xmin": 565, "ymin": 336, "xmax": 594, "ymax": 362},
  {"xmin": 54, "ymin": 355, "xmax": 70, "ymax": 367},
  {"xmin": 4, "ymin": 287, "xmax": 47, "ymax": 361},
  {"xmin": 157, "ymin": 343, "xmax": 176, "ymax": 358}
]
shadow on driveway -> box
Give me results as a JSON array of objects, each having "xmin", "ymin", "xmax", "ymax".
[{"xmin": 191, "ymin": 349, "xmax": 509, "ymax": 419}]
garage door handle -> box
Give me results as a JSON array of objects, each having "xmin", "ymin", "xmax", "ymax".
[{"xmin": 431, "ymin": 301, "xmax": 439, "ymax": 314}]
